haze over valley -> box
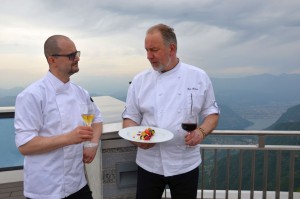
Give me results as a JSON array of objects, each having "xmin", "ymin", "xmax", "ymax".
[{"xmin": 1, "ymin": 73, "xmax": 300, "ymax": 130}]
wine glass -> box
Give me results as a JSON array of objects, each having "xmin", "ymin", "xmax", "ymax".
[
  {"xmin": 181, "ymin": 112, "xmax": 198, "ymax": 148},
  {"xmin": 181, "ymin": 113, "xmax": 197, "ymax": 132},
  {"xmin": 80, "ymin": 104, "xmax": 97, "ymax": 148},
  {"xmin": 182, "ymin": 93, "xmax": 197, "ymax": 132},
  {"xmin": 181, "ymin": 93, "xmax": 197, "ymax": 147}
]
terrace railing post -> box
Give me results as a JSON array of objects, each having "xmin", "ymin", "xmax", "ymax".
[
  {"xmin": 288, "ymin": 151, "xmax": 295, "ymax": 199},
  {"xmin": 238, "ymin": 150, "xmax": 243, "ymax": 199},
  {"xmin": 225, "ymin": 149, "xmax": 231, "ymax": 199},
  {"xmin": 213, "ymin": 149, "xmax": 218, "ymax": 199},
  {"xmin": 250, "ymin": 150, "xmax": 256, "ymax": 199},
  {"xmin": 201, "ymin": 148, "xmax": 205, "ymax": 199},
  {"xmin": 263, "ymin": 150, "xmax": 269, "ymax": 199},
  {"xmin": 258, "ymin": 135, "xmax": 265, "ymax": 148},
  {"xmin": 275, "ymin": 151, "xmax": 282, "ymax": 199}
]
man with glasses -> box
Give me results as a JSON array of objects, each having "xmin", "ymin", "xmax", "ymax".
[{"xmin": 14, "ymin": 35, "xmax": 103, "ymax": 199}]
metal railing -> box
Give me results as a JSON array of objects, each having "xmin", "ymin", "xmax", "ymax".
[
  {"xmin": 1, "ymin": 107, "xmax": 300, "ymax": 199},
  {"xmin": 195, "ymin": 130, "xmax": 300, "ymax": 199},
  {"xmin": 0, "ymin": 106, "xmax": 14, "ymax": 118}
]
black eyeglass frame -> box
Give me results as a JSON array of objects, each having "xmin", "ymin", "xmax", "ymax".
[{"xmin": 52, "ymin": 51, "xmax": 81, "ymax": 60}]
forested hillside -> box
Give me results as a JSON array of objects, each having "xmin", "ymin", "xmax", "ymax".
[{"xmin": 203, "ymin": 104, "xmax": 300, "ymax": 192}]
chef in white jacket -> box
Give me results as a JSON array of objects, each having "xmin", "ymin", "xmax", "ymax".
[
  {"xmin": 15, "ymin": 35, "xmax": 103, "ymax": 199},
  {"xmin": 123, "ymin": 24, "xmax": 219, "ymax": 199}
]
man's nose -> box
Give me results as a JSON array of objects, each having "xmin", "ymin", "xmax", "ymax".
[{"xmin": 147, "ymin": 51, "xmax": 153, "ymax": 59}]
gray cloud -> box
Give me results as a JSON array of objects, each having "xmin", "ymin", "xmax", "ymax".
[{"xmin": 0, "ymin": 0, "xmax": 300, "ymax": 88}]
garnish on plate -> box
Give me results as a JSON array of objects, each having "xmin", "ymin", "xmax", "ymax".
[{"xmin": 136, "ymin": 127, "xmax": 155, "ymax": 140}]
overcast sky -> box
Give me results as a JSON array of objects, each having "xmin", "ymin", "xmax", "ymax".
[{"xmin": 1, "ymin": 0, "xmax": 300, "ymax": 89}]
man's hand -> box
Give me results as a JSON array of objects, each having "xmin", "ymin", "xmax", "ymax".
[
  {"xmin": 131, "ymin": 141, "xmax": 155, "ymax": 150},
  {"xmin": 184, "ymin": 129, "xmax": 205, "ymax": 146},
  {"xmin": 185, "ymin": 114, "xmax": 219, "ymax": 146},
  {"xmin": 83, "ymin": 145, "xmax": 98, "ymax": 164},
  {"xmin": 69, "ymin": 126, "xmax": 93, "ymax": 145}
]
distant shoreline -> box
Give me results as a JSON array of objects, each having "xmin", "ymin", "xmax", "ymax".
[{"xmin": 245, "ymin": 118, "xmax": 277, "ymax": 130}]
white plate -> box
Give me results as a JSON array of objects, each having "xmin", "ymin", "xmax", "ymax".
[{"xmin": 118, "ymin": 126, "xmax": 174, "ymax": 143}]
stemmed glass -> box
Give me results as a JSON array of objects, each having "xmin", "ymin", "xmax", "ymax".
[
  {"xmin": 181, "ymin": 113, "xmax": 197, "ymax": 133},
  {"xmin": 80, "ymin": 104, "xmax": 97, "ymax": 148},
  {"xmin": 181, "ymin": 93, "xmax": 198, "ymax": 147}
]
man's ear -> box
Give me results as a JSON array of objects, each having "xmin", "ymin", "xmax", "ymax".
[
  {"xmin": 47, "ymin": 56, "xmax": 56, "ymax": 64},
  {"xmin": 169, "ymin": 43, "xmax": 177, "ymax": 56}
]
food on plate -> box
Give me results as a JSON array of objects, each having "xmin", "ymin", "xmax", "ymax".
[{"xmin": 136, "ymin": 128, "xmax": 155, "ymax": 140}]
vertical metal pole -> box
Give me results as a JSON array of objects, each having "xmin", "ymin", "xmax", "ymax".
[
  {"xmin": 238, "ymin": 150, "xmax": 243, "ymax": 199},
  {"xmin": 225, "ymin": 149, "xmax": 231, "ymax": 199},
  {"xmin": 258, "ymin": 135, "xmax": 265, "ymax": 148},
  {"xmin": 201, "ymin": 148, "xmax": 205, "ymax": 199},
  {"xmin": 288, "ymin": 151, "xmax": 295, "ymax": 199},
  {"xmin": 213, "ymin": 149, "xmax": 218, "ymax": 199},
  {"xmin": 275, "ymin": 151, "xmax": 282, "ymax": 199},
  {"xmin": 263, "ymin": 150, "xmax": 269, "ymax": 199},
  {"xmin": 250, "ymin": 150, "xmax": 256, "ymax": 199}
]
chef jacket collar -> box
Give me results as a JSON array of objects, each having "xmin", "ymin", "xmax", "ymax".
[
  {"xmin": 47, "ymin": 71, "xmax": 71, "ymax": 93},
  {"xmin": 156, "ymin": 60, "xmax": 181, "ymax": 77}
]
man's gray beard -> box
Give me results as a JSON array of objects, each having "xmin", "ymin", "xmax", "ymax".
[
  {"xmin": 154, "ymin": 58, "xmax": 171, "ymax": 72},
  {"xmin": 154, "ymin": 63, "xmax": 165, "ymax": 72}
]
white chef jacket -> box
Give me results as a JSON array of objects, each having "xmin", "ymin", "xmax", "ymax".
[
  {"xmin": 15, "ymin": 71, "xmax": 102, "ymax": 199},
  {"xmin": 123, "ymin": 61, "xmax": 219, "ymax": 177}
]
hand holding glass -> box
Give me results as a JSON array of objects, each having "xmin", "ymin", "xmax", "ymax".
[
  {"xmin": 181, "ymin": 112, "xmax": 198, "ymax": 148},
  {"xmin": 81, "ymin": 104, "xmax": 98, "ymax": 148}
]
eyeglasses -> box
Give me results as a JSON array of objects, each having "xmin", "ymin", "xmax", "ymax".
[{"xmin": 52, "ymin": 51, "xmax": 81, "ymax": 61}]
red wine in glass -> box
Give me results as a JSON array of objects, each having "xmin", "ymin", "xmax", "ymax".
[
  {"xmin": 181, "ymin": 111, "xmax": 197, "ymax": 132},
  {"xmin": 181, "ymin": 123, "xmax": 197, "ymax": 131},
  {"xmin": 182, "ymin": 93, "xmax": 197, "ymax": 132}
]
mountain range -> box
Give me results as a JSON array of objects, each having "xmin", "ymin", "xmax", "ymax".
[
  {"xmin": 1, "ymin": 73, "xmax": 300, "ymax": 130},
  {"xmin": 266, "ymin": 104, "xmax": 300, "ymax": 130},
  {"xmin": 212, "ymin": 73, "xmax": 300, "ymax": 106}
]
